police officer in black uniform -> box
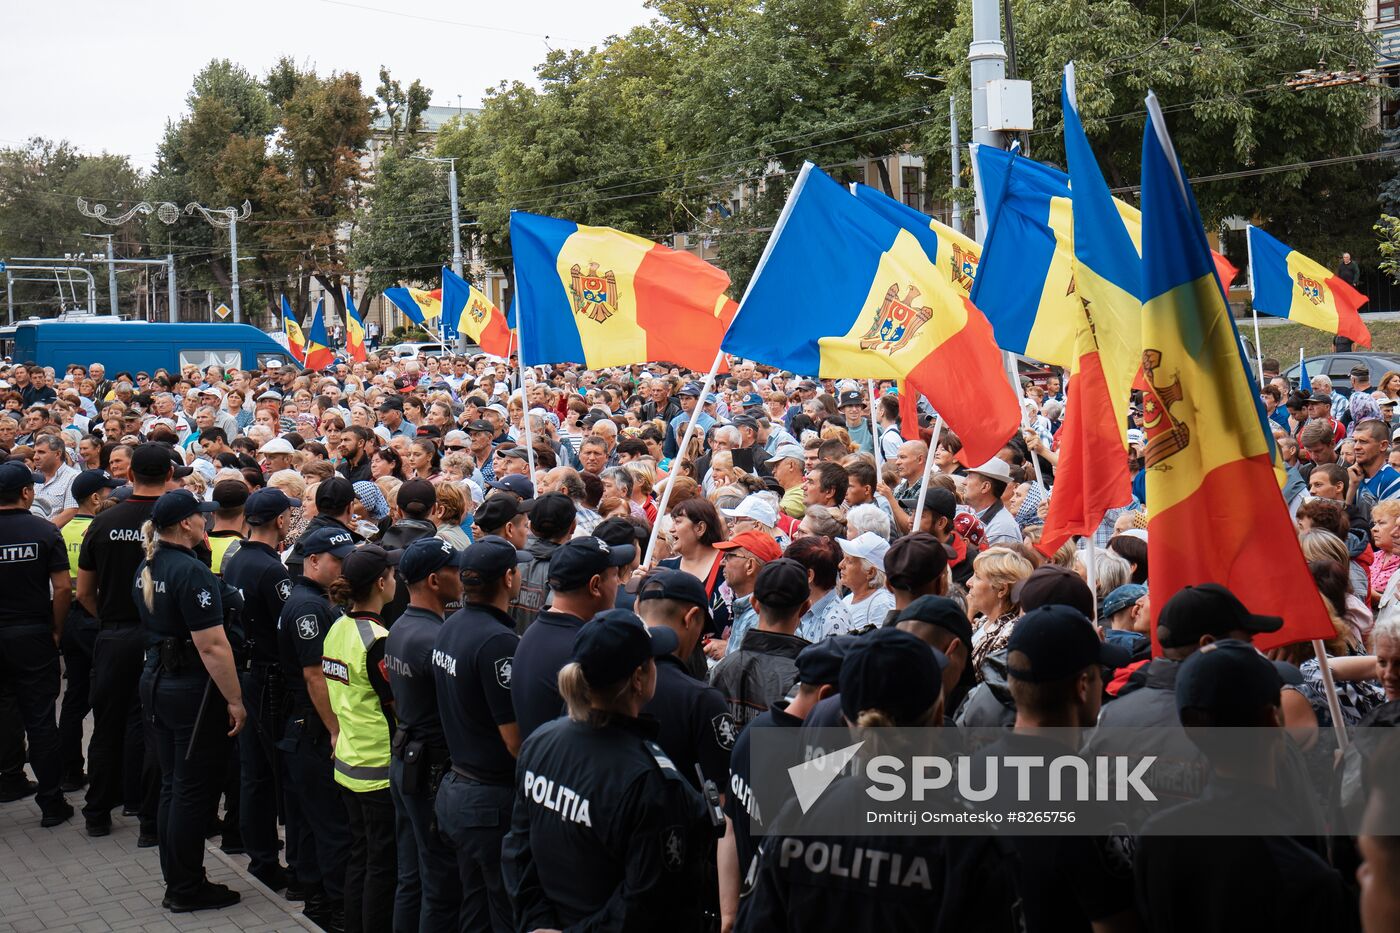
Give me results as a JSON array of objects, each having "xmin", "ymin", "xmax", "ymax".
[
  {"xmin": 278, "ymin": 525, "xmax": 356, "ymax": 930},
  {"xmin": 134, "ymin": 489, "xmax": 248, "ymax": 913},
  {"xmin": 222, "ymin": 487, "xmax": 298, "ymax": 892},
  {"xmin": 502, "ymin": 609, "xmax": 718, "ymax": 931},
  {"xmin": 384, "ymin": 536, "xmax": 463, "ymax": 933},
  {"xmin": 0, "ymin": 460, "xmax": 74, "ymax": 827},
  {"xmin": 77, "ymin": 443, "xmax": 182, "ymax": 842},
  {"xmin": 433, "ymin": 535, "xmax": 530, "ymax": 933}
]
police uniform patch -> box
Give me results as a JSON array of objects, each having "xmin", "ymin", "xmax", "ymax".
[
  {"xmin": 296, "ymin": 615, "xmax": 319, "ymax": 640},
  {"xmin": 494, "ymin": 656, "xmax": 513, "ymax": 689},
  {"xmin": 712, "ymin": 713, "xmax": 738, "ymax": 751},
  {"xmin": 196, "ymin": 589, "xmax": 212, "ymax": 609},
  {"xmin": 276, "ymin": 579, "xmax": 292, "ymax": 601},
  {"xmin": 661, "ymin": 825, "xmax": 686, "ymax": 872}
]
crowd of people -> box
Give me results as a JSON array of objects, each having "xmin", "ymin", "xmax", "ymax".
[{"xmin": 3, "ymin": 346, "xmax": 1400, "ymax": 932}]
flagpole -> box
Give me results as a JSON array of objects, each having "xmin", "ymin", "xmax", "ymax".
[
  {"xmin": 910, "ymin": 414, "xmax": 944, "ymax": 533},
  {"xmin": 867, "ymin": 379, "xmax": 883, "ymax": 474},
  {"xmin": 1312, "ymin": 640, "xmax": 1350, "ymax": 751},
  {"xmin": 644, "ymin": 350, "xmax": 725, "ymax": 565},
  {"xmin": 1246, "ymin": 225, "xmax": 1265, "ymax": 385},
  {"xmin": 1084, "ymin": 537, "xmax": 1098, "ymax": 625},
  {"xmin": 513, "ymin": 265, "xmax": 537, "ymax": 480}
]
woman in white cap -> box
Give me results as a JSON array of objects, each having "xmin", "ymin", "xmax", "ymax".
[{"xmin": 836, "ymin": 532, "xmax": 894, "ymax": 632}]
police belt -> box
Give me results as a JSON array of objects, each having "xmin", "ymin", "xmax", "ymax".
[
  {"xmin": 450, "ymin": 763, "xmax": 509, "ymax": 786},
  {"xmin": 148, "ymin": 638, "xmax": 203, "ymax": 674}
]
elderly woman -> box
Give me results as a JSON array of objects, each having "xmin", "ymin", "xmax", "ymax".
[
  {"xmin": 433, "ymin": 481, "xmax": 473, "ymax": 549},
  {"xmin": 796, "ymin": 504, "xmax": 846, "ymax": 540},
  {"xmin": 268, "ymin": 470, "xmax": 309, "ymax": 547},
  {"xmin": 966, "ymin": 546, "xmax": 1035, "ymax": 677},
  {"xmin": 836, "ymin": 532, "xmax": 895, "ymax": 632},
  {"xmin": 1373, "ymin": 501, "xmax": 1400, "ymax": 607}
]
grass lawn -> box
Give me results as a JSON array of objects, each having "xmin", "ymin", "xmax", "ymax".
[{"xmin": 1245, "ymin": 316, "xmax": 1400, "ymax": 363}]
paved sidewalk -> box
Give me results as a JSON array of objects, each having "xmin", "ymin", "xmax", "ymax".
[{"xmin": 0, "ymin": 794, "xmax": 313, "ymax": 933}]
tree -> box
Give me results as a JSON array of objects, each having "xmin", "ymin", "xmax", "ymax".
[
  {"xmin": 375, "ymin": 66, "xmax": 432, "ymax": 151},
  {"xmin": 348, "ymin": 146, "xmax": 453, "ymax": 297}
]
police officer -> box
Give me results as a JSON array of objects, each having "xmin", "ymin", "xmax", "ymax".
[
  {"xmin": 207, "ymin": 480, "xmax": 248, "ymax": 574},
  {"xmin": 58, "ymin": 468, "xmax": 122, "ymax": 791},
  {"xmin": 0, "ymin": 460, "xmax": 74, "ymax": 827},
  {"xmin": 222, "ymin": 487, "xmax": 297, "ymax": 891},
  {"xmin": 77, "ymin": 443, "xmax": 180, "ymax": 841},
  {"xmin": 134, "ymin": 489, "xmax": 247, "ymax": 912},
  {"xmin": 278, "ymin": 525, "xmax": 356, "ymax": 931},
  {"xmin": 385, "ymin": 537, "xmax": 463, "ymax": 933},
  {"xmin": 323, "ymin": 543, "xmax": 399, "ymax": 933},
  {"xmin": 434, "ymin": 535, "xmax": 530, "ymax": 933},
  {"xmin": 502, "ymin": 609, "xmax": 716, "ymax": 931}
]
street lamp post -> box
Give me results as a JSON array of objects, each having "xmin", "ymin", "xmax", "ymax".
[
  {"xmin": 81, "ymin": 233, "xmax": 119, "ymax": 316},
  {"xmin": 185, "ymin": 201, "xmax": 252, "ymax": 324},
  {"xmin": 415, "ymin": 156, "xmax": 465, "ymax": 349}
]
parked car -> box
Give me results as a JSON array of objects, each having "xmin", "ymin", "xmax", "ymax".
[
  {"xmin": 389, "ymin": 341, "xmax": 449, "ymax": 360},
  {"xmin": 1283, "ymin": 353, "xmax": 1400, "ymax": 394}
]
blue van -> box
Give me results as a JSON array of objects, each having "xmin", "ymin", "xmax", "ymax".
[{"xmin": 3, "ymin": 321, "xmax": 300, "ymax": 373}]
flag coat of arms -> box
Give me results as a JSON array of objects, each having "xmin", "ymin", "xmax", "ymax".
[
  {"xmin": 721, "ymin": 162, "xmax": 1020, "ymax": 466},
  {"xmin": 1247, "ymin": 224, "xmax": 1370, "ymax": 348},
  {"xmin": 280, "ymin": 295, "xmax": 306, "ymax": 364},
  {"xmin": 344, "ymin": 290, "xmax": 368, "ymax": 363},
  {"xmin": 383, "ymin": 287, "xmax": 443, "ymax": 329},
  {"xmin": 510, "ymin": 212, "xmax": 738, "ymax": 371},
  {"xmin": 850, "ymin": 183, "xmax": 982, "ymax": 299},
  {"xmin": 441, "ymin": 267, "xmax": 512, "ymax": 357},
  {"xmin": 1140, "ymin": 93, "xmax": 1334, "ymax": 651}
]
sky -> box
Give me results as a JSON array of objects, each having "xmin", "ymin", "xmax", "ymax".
[{"xmin": 0, "ymin": 0, "xmax": 655, "ymax": 169}]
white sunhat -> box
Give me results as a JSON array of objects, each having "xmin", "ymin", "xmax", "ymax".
[
  {"xmin": 836, "ymin": 532, "xmax": 890, "ymax": 572},
  {"xmin": 722, "ymin": 494, "xmax": 778, "ymax": 528},
  {"xmin": 258, "ymin": 438, "xmax": 295, "ymax": 455}
]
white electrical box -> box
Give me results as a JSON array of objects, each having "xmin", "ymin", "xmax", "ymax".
[{"xmin": 986, "ymin": 79, "xmax": 1034, "ymax": 132}]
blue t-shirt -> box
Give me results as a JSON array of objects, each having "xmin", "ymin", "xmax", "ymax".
[{"xmin": 1361, "ymin": 464, "xmax": 1400, "ymax": 504}]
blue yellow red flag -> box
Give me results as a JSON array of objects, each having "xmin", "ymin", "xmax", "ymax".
[
  {"xmin": 721, "ymin": 162, "xmax": 1020, "ymax": 466},
  {"xmin": 1139, "ymin": 91, "xmax": 1333, "ymax": 651},
  {"xmin": 383, "ymin": 287, "xmax": 442, "ymax": 328},
  {"xmin": 510, "ymin": 212, "xmax": 738, "ymax": 371},
  {"xmin": 344, "ymin": 290, "xmax": 368, "ymax": 363},
  {"xmin": 1248, "ymin": 224, "xmax": 1370, "ymax": 348},
  {"xmin": 971, "ymin": 143, "xmax": 1237, "ymax": 366},
  {"xmin": 303, "ymin": 299, "xmax": 334, "ymax": 371},
  {"xmin": 441, "ymin": 267, "xmax": 513, "ymax": 357},
  {"xmin": 1039, "ymin": 66, "xmax": 1137, "ymax": 553},
  {"xmin": 280, "ymin": 295, "xmax": 306, "ymax": 365},
  {"xmin": 849, "ymin": 184, "xmax": 981, "ymax": 298}
]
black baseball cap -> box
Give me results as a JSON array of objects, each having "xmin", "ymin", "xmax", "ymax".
[
  {"xmin": 245, "ymin": 487, "xmax": 299, "ymax": 525},
  {"xmin": 316, "ymin": 476, "xmax": 356, "ymax": 514},
  {"xmin": 341, "ymin": 544, "xmax": 401, "ymax": 588},
  {"xmin": 377, "ymin": 396, "xmax": 405, "ymax": 412},
  {"xmin": 70, "ymin": 469, "xmax": 122, "ymax": 502},
  {"xmin": 487, "ymin": 474, "xmax": 535, "ymax": 499},
  {"xmin": 884, "ymin": 533, "xmax": 950, "ymax": 590},
  {"xmin": 131, "ymin": 443, "xmax": 177, "ymax": 480},
  {"xmin": 211, "ymin": 479, "xmax": 249, "ymax": 510},
  {"xmin": 496, "ymin": 446, "xmax": 529, "ymax": 463},
  {"xmin": 839, "ymin": 628, "xmax": 947, "ymax": 724},
  {"xmin": 636, "ymin": 569, "xmax": 711, "ymax": 622},
  {"xmin": 837, "ymin": 389, "xmax": 864, "ymax": 408},
  {"xmin": 0, "ymin": 461, "xmax": 41, "ymax": 495},
  {"xmin": 1175, "ymin": 639, "xmax": 1301, "ymax": 715},
  {"xmin": 150, "ymin": 489, "xmax": 218, "ymax": 528},
  {"xmin": 521, "ymin": 492, "xmax": 576, "ymax": 538},
  {"xmin": 677, "ymin": 382, "xmax": 702, "ymax": 397},
  {"xmin": 571, "ymin": 609, "xmax": 678, "ymax": 687},
  {"xmin": 753, "ymin": 558, "xmax": 810, "ymax": 612},
  {"xmin": 398, "ymin": 537, "xmax": 456, "ymax": 584},
  {"xmin": 300, "ymin": 526, "xmax": 357, "ymax": 559},
  {"xmin": 459, "ymin": 535, "xmax": 532, "ymax": 584},
  {"xmin": 1156, "ymin": 583, "xmax": 1284, "ymax": 649},
  {"xmin": 893, "ymin": 595, "xmax": 973, "ymax": 646},
  {"xmin": 474, "ymin": 495, "xmax": 525, "ymax": 533},
  {"xmin": 921, "ymin": 488, "xmax": 958, "ymax": 523},
  {"xmin": 548, "ymin": 536, "xmax": 636, "ymax": 590},
  {"xmin": 465, "ymin": 419, "xmax": 494, "ymax": 434},
  {"xmin": 1013, "ymin": 564, "xmax": 1095, "ymax": 618},
  {"xmin": 1005, "ymin": 605, "xmax": 1130, "ymax": 682},
  {"xmin": 796, "ymin": 635, "xmax": 856, "ymax": 687},
  {"xmin": 398, "ymin": 478, "xmax": 437, "ymax": 517}
]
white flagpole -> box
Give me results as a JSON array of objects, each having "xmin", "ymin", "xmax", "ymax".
[
  {"xmin": 867, "ymin": 379, "xmax": 883, "ymax": 474},
  {"xmin": 1246, "ymin": 225, "xmax": 1265, "ymax": 385},
  {"xmin": 910, "ymin": 414, "xmax": 944, "ymax": 533},
  {"xmin": 1313, "ymin": 640, "xmax": 1350, "ymax": 751},
  {"xmin": 1011, "ymin": 368, "xmax": 1048, "ymax": 492},
  {"xmin": 1084, "ymin": 536, "xmax": 1099, "ymax": 625},
  {"xmin": 512, "ymin": 265, "xmax": 537, "ymax": 480},
  {"xmin": 644, "ymin": 350, "xmax": 725, "ymax": 564}
]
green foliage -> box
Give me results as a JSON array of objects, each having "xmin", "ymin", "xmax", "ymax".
[
  {"xmin": 375, "ymin": 67, "xmax": 432, "ymax": 150},
  {"xmin": 1375, "ymin": 214, "xmax": 1400, "ymax": 284},
  {"xmin": 348, "ymin": 147, "xmax": 452, "ymax": 295}
]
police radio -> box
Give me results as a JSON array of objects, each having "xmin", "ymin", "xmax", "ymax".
[{"xmin": 695, "ymin": 764, "xmax": 725, "ymax": 835}]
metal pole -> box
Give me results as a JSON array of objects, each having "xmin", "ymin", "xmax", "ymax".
[
  {"xmin": 448, "ymin": 164, "xmax": 463, "ymax": 277},
  {"xmin": 969, "ymin": 0, "xmax": 1009, "ymax": 240},
  {"xmin": 168, "ymin": 254, "xmax": 178, "ymax": 323},
  {"xmin": 106, "ymin": 237, "xmax": 118, "ymax": 316},
  {"xmin": 950, "ymin": 96, "xmax": 963, "ymax": 235},
  {"xmin": 228, "ymin": 210, "xmax": 242, "ymax": 324},
  {"xmin": 5, "ymin": 274, "xmax": 11, "ymax": 325}
]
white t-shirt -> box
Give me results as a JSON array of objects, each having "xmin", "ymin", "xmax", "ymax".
[{"xmin": 843, "ymin": 587, "xmax": 895, "ymax": 632}]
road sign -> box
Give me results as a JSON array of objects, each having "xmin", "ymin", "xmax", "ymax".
[
  {"xmin": 213, "ymin": 303, "xmax": 232, "ymax": 320},
  {"xmin": 0, "ymin": 261, "xmax": 7, "ymax": 274}
]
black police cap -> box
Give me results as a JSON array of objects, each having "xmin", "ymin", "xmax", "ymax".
[
  {"xmin": 1175, "ymin": 639, "xmax": 1302, "ymax": 716},
  {"xmin": 548, "ymin": 536, "xmax": 635, "ymax": 591},
  {"xmin": 150, "ymin": 489, "xmax": 218, "ymax": 528},
  {"xmin": 636, "ymin": 569, "xmax": 711, "ymax": 621},
  {"xmin": 341, "ymin": 544, "xmax": 401, "ymax": 589},
  {"xmin": 839, "ymin": 628, "xmax": 947, "ymax": 725},
  {"xmin": 796, "ymin": 635, "xmax": 856, "ymax": 687},
  {"xmin": 398, "ymin": 537, "xmax": 456, "ymax": 584},
  {"xmin": 130, "ymin": 443, "xmax": 177, "ymax": 480},
  {"xmin": 893, "ymin": 595, "xmax": 973, "ymax": 646},
  {"xmin": 244, "ymin": 487, "xmax": 300, "ymax": 525},
  {"xmin": 0, "ymin": 461, "xmax": 42, "ymax": 494},
  {"xmin": 1005, "ymin": 605, "xmax": 1130, "ymax": 683},
  {"xmin": 300, "ymin": 526, "xmax": 356, "ymax": 559},
  {"xmin": 753, "ymin": 558, "xmax": 809, "ymax": 612},
  {"xmin": 459, "ymin": 535, "xmax": 532, "ymax": 584},
  {"xmin": 1157, "ymin": 583, "xmax": 1283, "ymax": 649},
  {"xmin": 571, "ymin": 609, "xmax": 678, "ymax": 687},
  {"xmin": 70, "ymin": 469, "xmax": 122, "ymax": 502},
  {"xmin": 474, "ymin": 495, "xmax": 524, "ymax": 533}
]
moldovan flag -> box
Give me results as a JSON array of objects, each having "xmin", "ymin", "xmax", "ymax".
[
  {"xmin": 344, "ymin": 290, "xmax": 368, "ymax": 363},
  {"xmin": 303, "ymin": 299, "xmax": 334, "ymax": 371},
  {"xmin": 850, "ymin": 183, "xmax": 982, "ymax": 299},
  {"xmin": 280, "ymin": 295, "xmax": 306, "ymax": 365},
  {"xmin": 1039, "ymin": 68, "xmax": 1137, "ymax": 554},
  {"xmin": 510, "ymin": 211, "xmax": 738, "ymax": 371},
  {"xmin": 1247, "ymin": 224, "xmax": 1370, "ymax": 348},
  {"xmin": 441, "ymin": 267, "xmax": 512, "ymax": 357},
  {"xmin": 721, "ymin": 162, "xmax": 1020, "ymax": 466},
  {"xmin": 383, "ymin": 287, "xmax": 442, "ymax": 328},
  {"xmin": 1139, "ymin": 92, "xmax": 1334, "ymax": 650},
  {"xmin": 971, "ymin": 143, "xmax": 1239, "ymax": 366}
]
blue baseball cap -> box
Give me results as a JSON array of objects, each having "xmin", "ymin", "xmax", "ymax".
[
  {"xmin": 300, "ymin": 526, "xmax": 357, "ymax": 559},
  {"xmin": 459, "ymin": 535, "xmax": 531, "ymax": 584},
  {"xmin": 244, "ymin": 487, "xmax": 300, "ymax": 526},
  {"xmin": 399, "ymin": 537, "xmax": 457, "ymax": 584},
  {"xmin": 741, "ymin": 392, "xmax": 765, "ymax": 409},
  {"xmin": 487, "ymin": 474, "xmax": 535, "ymax": 499},
  {"xmin": 0, "ymin": 461, "xmax": 42, "ymax": 494},
  {"xmin": 150, "ymin": 489, "xmax": 218, "ymax": 528}
]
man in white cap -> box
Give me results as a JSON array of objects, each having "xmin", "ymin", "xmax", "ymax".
[
  {"xmin": 197, "ymin": 384, "xmax": 240, "ymax": 439},
  {"xmin": 722, "ymin": 493, "xmax": 789, "ymax": 548},
  {"xmin": 258, "ymin": 437, "xmax": 295, "ymax": 474},
  {"xmin": 770, "ymin": 444, "xmax": 808, "ymax": 520},
  {"xmin": 964, "ymin": 457, "xmax": 1022, "ymax": 545}
]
